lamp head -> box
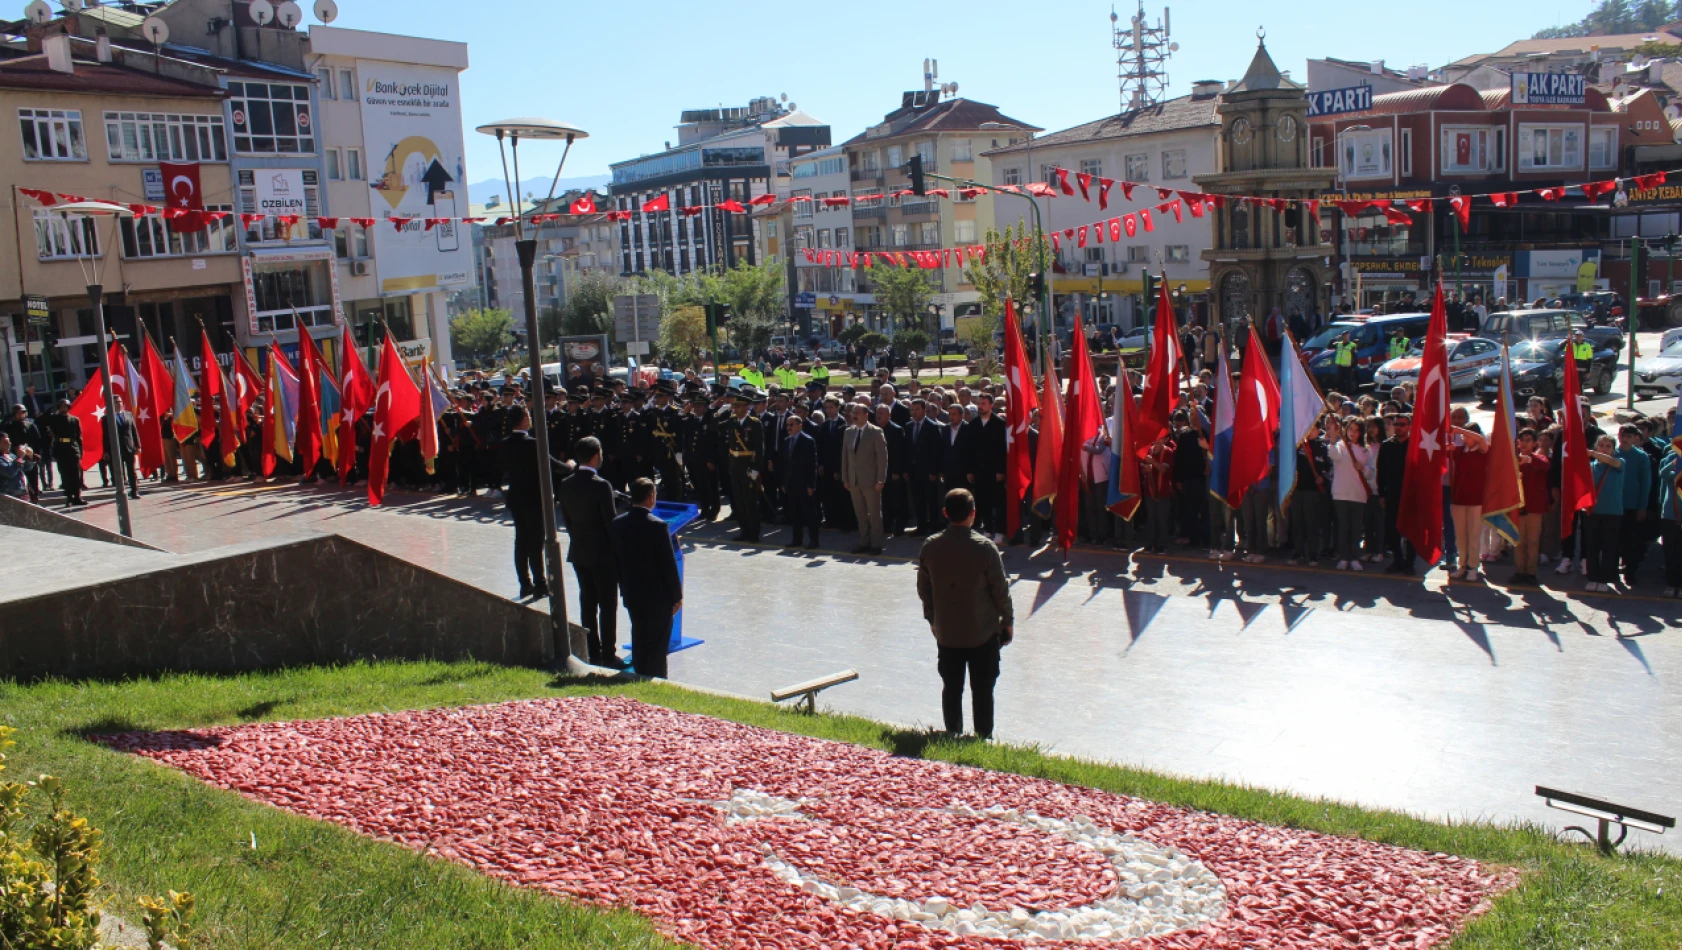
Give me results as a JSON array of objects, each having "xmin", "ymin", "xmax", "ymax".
[{"xmin": 475, "ymin": 118, "xmax": 589, "ymax": 141}]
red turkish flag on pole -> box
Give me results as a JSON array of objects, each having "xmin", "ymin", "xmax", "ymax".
[
  {"xmin": 195, "ymin": 328, "xmax": 221, "ymax": 446},
  {"xmin": 1225, "ymin": 324, "xmax": 1281, "ymax": 508},
  {"xmin": 159, "ymin": 161, "xmax": 207, "ymax": 233},
  {"xmin": 1137, "ymin": 277, "xmax": 1180, "ymax": 449},
  {"xmin": 232, "ymin": 346, "xmax": 263, "ymax": 418},
  {"xmin": 367, "ymin": 333, "xmax": 420, "ymax": 506},
  {"xmin": 1558, "ymin": 338, "xmax": 1597, "ymax": 540},
  {"xmin": 293, "ymin": 330, "xmax": 324, "ymax": 475},
  {"xmin": 569, "ymin": 193, "xmax": 597, "ymax": 215},
  {"xmin": 134, "ymin": 328, "xmax": 171, "ymax": 474},
  {"xmin": 1002, "ymin": 299, "xmax": 1039, "ymax": 540},
  {"xmin": 337, "ymin": 325, "xmax": 375, "ymax": 485},
  {"xmin": 641, "ymin": 193, "xmax": 670, "ymax": 213},
  {"xmin": 1055, "ymin": 314, "xmax": 1102, "ymax": 551},
  {"xmin": 216, "ymin": 350, "xmax": 247, "ymax": 468},
  {"xmin": 1397, "ymin": 281, "xmax": 1453, "ymax": 564},
  {"xmin": 68, "ymin": 368, "xmax": 106, "ymax": 471},
  {"xmin": 104, "ymin": 341, "xmax": 153, "ymax": 472}
]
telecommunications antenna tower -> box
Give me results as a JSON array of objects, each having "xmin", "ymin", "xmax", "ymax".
[{"xmin": 1112, "ymin": 2, "xmax": 1177, "ymax": 113}]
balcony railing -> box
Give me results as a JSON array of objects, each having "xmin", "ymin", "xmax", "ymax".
[
  {"xmin": 851, "ymin": 167, "xmax": 882, "ymax": 182},
  {"xmin": 853, "ymin": 205, "xmax": 886, "ymax": 219}
]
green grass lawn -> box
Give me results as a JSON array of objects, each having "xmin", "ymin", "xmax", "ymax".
[{"xmin": 3, "ymin": 661, "xmax": 1679, "ymax": 949}]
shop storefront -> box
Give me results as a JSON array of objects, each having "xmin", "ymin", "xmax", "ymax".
[{"xmin": 241, "ymin": 246, "xmax": 343, "ymax": 336}]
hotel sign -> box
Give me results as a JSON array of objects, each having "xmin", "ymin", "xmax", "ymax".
[
  {"xmin": 1306, "ymin": 85, "xmax": 1373, "ymax": 118},
  {"xmin": 1511, "ymin": 72, "xmax": 1586, "ymax": 106}
]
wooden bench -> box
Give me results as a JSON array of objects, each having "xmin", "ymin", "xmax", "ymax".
[
  {"xmin": 1536, "ymin": 785, "xmax": 1675, "ymax": 853},
  {"xmin": 770, "ymin": 669, "xmax": 859, "ymax": 713}
]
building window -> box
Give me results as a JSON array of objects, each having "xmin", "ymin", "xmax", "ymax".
[
  {"xmin": 886, "ymin": 145, "xmax": 904, "ymax": 169},
  {"xmin": 1494, "ymin": 127, "xmax": 1506, "ymax": 171},
  {"xmin": 766, "ymin": 221, "xmax": 778, "ymax": 237},
  {"xmin": 19, "ymin": 108, "xmax": 86, "ymax": 161},
  {"xmin": 859, "ymin": 150, "xmax": 879, "ymax": 173},
  {"xmin": 325, "ymin": 147, "xmax": 342, "ymax": 181},
  {"xmin": 345, "ymin": 147, "xmax": 364, "ymax": 180},
  {"xmin": 1165, "ymin": 244, "xmax": 1190, "ymax": 262},
  {"xmin": 1341, "ymin": 129, "xmax": 1395, "ymax": 179},
  {"xmin": 918, "ymin": 221, "xmax": 939, "ymax": 246},
  {"xmin": 1040, "ymin": 164, "xmax": 1057, "ymax": 184},
  {"xmin": 793, "ymin": 188, "xmax": 812, "ymax": 219},
  {"xmin": 834, "ymin": 227, "xmax": 848, "ymax": 248},
  {"xmin": 1125, "ymin": 153, "xmax": 1149, "ymax": 181},
  {"xmin": 1161, "ymin": 149, "xmax": 1187, "ymax": 179},
  {"xmin": 1080, "ymin": 158, "xmax": 1102, "ymax": 178},
  {"xmin": 950, "ymin": 138, "xmax": 972, "ymax": 161},
  {"xmin": 1001, "ymin": 166, "xmax": 1021, "ymax": 186},
  {"xmin": 891, "ymin": 224, "xmax": 909, "ymax": 247},
  {"xmin": 1516, "ymin": 124, "xmax": 1582, "ymax": 171},
  {"xmin": 793, "ymin": 225, "xmax": 813, "ymax": 249},
  {"xmin": 32, "ymin": 210, "xmax": 98, "ymax": 259},
  {"xmin": 916, "ymin": 141, "xmax": 935, "ymax": 165},
  {"xmin": 1126, "ymin": 245, "xmax": 1150, "ymax": 263},
  {"xmin": 954, "ymin": 219, "xmax": 977, "ymax": 243},
  {"xmin": 104, "ymin": 112, "xmax": 228, "ymax": 163},
  {"xmin": 316, "ymin": 67, "xmax": 335, "ymax": 99},
  {"xmin": 339, "ymin": 69, "xmax": 355, "ymax": 102},
  {"xmin": 1589, "ymin": 127, "xmax": 1617, "ymax": 169},
  {"xmin": 1399, "ymin": 128, "xmax": 1412, "ymax": 176},
  {"xmin": 1085, "ymin": 246, "xmax": 1104, "ymax": 263},
  {"xmin": 858, "ymin": 226, "xmax": 881, "ymax": 248},
  {"xmin": 227, "ymin": 81, "xmax": 315, "ymax": 155},
  {"xmin": 120, "ymin": 204, "xmax": 235, "ymax": 258},
  {"xmin": 817, "ymin": 228, "xmax": 832, "ymax": 248}
]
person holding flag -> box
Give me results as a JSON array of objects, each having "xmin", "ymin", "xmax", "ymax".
[
  {"xmin": 1276, "ymin": 330, "xmax": 1328, "ymax": 565},
  {"xmin": 1227, "ymin": 323, "xmax": 1279, "ymax": 562},
  {"xmin": 168, "ymin": 343, "xmax": 202, "ymax": 480},
  {"xmin": 137, "ymin": 325, "xmax": 174, "ymax": 479},
  {"xmin": 1031, "ymin": 356, "xmax": 1064, "ymax": 530},
  {"xmin": 1481, "ymin": 345, "xmax": 1527, "ymax": 582},
  {"xmin": 1204, "ymin": 343, "xmax": 1237, "ymax": 561},
  {"xmin": 291, "ymin": 330, "xmax": 325, "ymax": 480},
  {"xmin": 1136, "ymin": 278, "xmax": 1180, "ymax": 450},
  {"xmin": 1001, "ymin": 299, "xmax": 1038, "ymax": 542},
  {"xmin": 367, "ymin": 332, "xmax": 420, "ymax": 506},
  {"xmin": 261, "ymin": 344, "xmax": 302, "ymax": 478},
  {"xmin": 1554, "ymin": 336, "xmax": 1598, "ymax": 577},
  {"xmin": 338, "ymin": 325, "xmax": 375, "ymax": 485},
  {"xmin": 1397, "ymin": 282, "xmax": 1454, "ymax": 570},
  {"xmin": 1056, "ymin": 313, "xmax": 1101, "ymax": 552},
  {"xmin": 1106, "ymin": 368, "xmax": 1143, "ymax": 527}
]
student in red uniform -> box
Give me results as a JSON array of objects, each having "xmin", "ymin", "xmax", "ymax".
[
  {"xmin": 1141, "ymin": 436, "xmax": 1175, "ymax": 555},
  {"xmin": 1512, "ymin": 428, "xmax": 1552, "ymax": 586},
  {"xmin": 1448, "ymin": 417, "xmax": 1490, "ymax": 581}
]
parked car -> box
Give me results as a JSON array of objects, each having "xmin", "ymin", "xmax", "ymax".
[
  {"xmin": 1633, "ymin": 337, "xmax": 1682, "ymax": 400},
  {"xmin": 1372, "ymin": 334, "xmax": 1501, "ymax": 393},
  {"xmin": 937, "ymin": 327, "xmax": 967, "ymax": 354},
  {"xmin": 1481, "ymin": 308, "xmax": 1624, "ymax": 354},
  {"xmin": 815, "ymin": 339, "xmax": 846, "ymax": 361},
  {"xmin": 1554, "ymin": 290, "xmax": 1623, "ymax": 324},
  {"xmin": 1474, "ymin": 337, "xmax": 1620, "ymax": 403},
  {"xmin": 1305, "ymin": 313, "xmax": 1432, "ymax": 389}
]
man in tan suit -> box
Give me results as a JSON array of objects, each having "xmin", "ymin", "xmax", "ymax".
[
  {"xmin": 840, "ymin": 401, "xmax": 888, "ymax": 554},
  {"xmin": 916, "ymin": 488, "xmax": 1014, "ymax": 739}
]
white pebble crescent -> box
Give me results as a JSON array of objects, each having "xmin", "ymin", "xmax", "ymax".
[{"xmin": 710, "ymin": 788, "xmax": 1227, "ymax": 942}]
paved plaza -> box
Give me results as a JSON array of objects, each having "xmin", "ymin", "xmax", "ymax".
[{"xmin": 41, "ymin": 471, "xmax": 1681, "ymax": 855}]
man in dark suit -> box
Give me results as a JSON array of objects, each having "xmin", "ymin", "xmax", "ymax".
[
  {"xmin": 875, "ymin": 402, "xmax": 909, "ymax": 537},
  {"xmin": 906, "ymin": 398, "xmax": 946, "ymax": 534},
  {"xmin": 113, "ymin": 393, "xmax": 141, "ymax": 500},
  {"xmin": 780, "ymin": 412, "xmax": 820, "ymax": 549},
  {"xmin": 556, "ymin": 435, "xmax": 622, "ymax": 667},
  {"xmin": 916, "ymin": 488, "xmax": 1014, "ymax": 739},
  {"xmin": 499, "ymin": 405, "xmax": 575, "ymax": 601},
  {"xmin": 816, "ymin": 396, "xmax": 854, "ymax": 530},
  {"xmin": 967, "ymin": 393, "xmax": 1009, "ymax": 541},
  {"xmin": 611, "ymin": 477, "xmax": 682, "ymax": 678},
  {"xmin": 940, "ymin": 403, "xmax": 971, "ymax": 504}
]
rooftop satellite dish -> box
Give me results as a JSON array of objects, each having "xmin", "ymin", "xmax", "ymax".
[
  {"xmin": 275, "ymin": 0, "xmax": 300, "ymax": 26},
  {"xmin": 248, "ymin": 0, "xmax": 273, "ymax": 26},
  {"xmin": 780, "ymin": 92, "xmax": 787, "ymax": 102},
  {"xmin": 60, "ymin": 0, "xmax": 82, "ymax": 13},
  {"xmin": 141, "ymin": 14, "xmax": 168, "ymax": 44},
  {"xmin": 312, "ymin": 0, "xmax": 336, "ymax": 21},
  {"xmin": 24, "ymin": 0, "xmax": 52, "ymax": 24}
]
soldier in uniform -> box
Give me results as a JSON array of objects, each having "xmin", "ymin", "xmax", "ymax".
[
  {"xmin": 681, "ymin": 391, "xmax": 716, "ymax": 516},
  {"xmin": 45, "ymin": 398, "xmax": 85, "ymax": 507},
  {"xmin": 596, "ymin": 388, "xmax": 626, "ymax": 490},
  {"xmin": 644, "ymin": 380, "xmax": 684, "ymax": 500},
  {"xmin": 545, "ymin": 385, "xmax": 570, "ymax": 468},
  {"xmin": 438, "ymin": 393, "xmax": 467, "ymax": 494},
  {"xmin": 471, "ymin": 388, "xmax": 508, "ymax": 494},
  {"xmin": 722, "ymin": 386, "xmax": 766, "ymax": 542},
  {"xmin": 620, "ymin": 387, "xmax": 647, "ymax": 484}
]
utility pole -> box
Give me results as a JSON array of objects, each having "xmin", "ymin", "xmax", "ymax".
[{"xmin": 1628, "ymin": 236, "xmax": 1641, "ymax": 411}]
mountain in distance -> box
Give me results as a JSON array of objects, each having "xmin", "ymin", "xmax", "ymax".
[{"xmin": 468, "ymin": 175, "xmax": 610, "ymax": 206}]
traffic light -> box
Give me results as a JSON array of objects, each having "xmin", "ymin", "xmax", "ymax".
[
  {"xmin": 705, "ymin": 301, "xmax": 732, "ymax": 334},
  {"xmin": 907, "ymin": 153, "xmax": 927, "ymax": 197},
  {"xmin": 1027, "ymin": 271, "xmax": 1045, "ymax": 300},
  {"xmin": 1143, "ymin": 271, "xmax": 1158, "ymax": 319}
]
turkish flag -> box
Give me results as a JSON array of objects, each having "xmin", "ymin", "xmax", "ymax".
[
  {"xmin": 641, "ymin": 193, "xmax": 670, "ymax": 213},
  {"xmin": 1137, "ymin": 277, "xmax": 1180, "ymax": 449},
  {"xmin": 293, "ymin": 330, "xmax": 325, "ymax": 475},
  {"xmin": 1224, "ymin": 324, "xmax": 1280, "ymax": 508},
  {"xmin": 367, "ymin": 333, "xmax": 420, "ymax": 506},
  {"xmin": 196, "ymin": 328, "xmax": 222, "ymax": 446},
  {"xmin": 133, "ymin": 332, "xmax": 170, "ymax": 475},
  {"xmin": 1056, "ymin": 313, "xmax": 1102, "ymax": 551},
  {"xmin": 159, "ymin": 161, "xmax": 207, "ymax": 233},
  {"xmin": 748, "ymin": 193, "xmax": 777, "ymax": 207},
  {"xmin": 570, "ymin": 193, "xmax": 597, "ymax": 215},
  {"xmin": 337, "ymin": 324, "xmax": 375, "ymax": 485},
  {"xmin": 1397, "ymin": 282, "xmax": 1452, "ymax": 564},
  {"xmin": 69, "ymin": 368, "xmax": 106, "ymax": 471},
  {"xmin": 1558, "ymin": 337, "xmax": 1596, "ymax": 540},
  {"xmin": 717, "ymin": 199, "xmax": 746, "ymax": 213},
  {"xmin": 233, "ymin": 347, "xmax": 264, "ymax": 419}
]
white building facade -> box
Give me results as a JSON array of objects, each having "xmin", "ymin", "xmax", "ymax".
[{"xmin": 788, "ymin": 145, "xmax": 859, "ymax": 337}]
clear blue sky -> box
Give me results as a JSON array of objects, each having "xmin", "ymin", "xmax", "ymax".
[{"xmin": 324, "ymin": 0, "xmax": 1587, "ymax": 185}]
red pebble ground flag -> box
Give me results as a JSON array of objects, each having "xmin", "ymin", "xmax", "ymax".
[
  {"xmin": 1002, "ymin": 299, "xmax": 1039, "ymax": 539},
  {"xmin": 337, "ymin": 325, "xmax": 375, "ymax": 485},
  {"xmin": 367, "ymin": 333, "xmax": 419, "ymax": 506},
  {"xmin": 1056, "ymin": 314, "xmax": 1102, "ymax": 551},
  {"xmin": 1558, "ymin": 337, "xmax": 1597, "ymax": 540},
  {"xmin": 68, "ymin": 368, "xmax": 106, "ymax": 470},
  {"xmin": 1398, "ymin": 281, "xmax": 1453, "ymax": 564}
]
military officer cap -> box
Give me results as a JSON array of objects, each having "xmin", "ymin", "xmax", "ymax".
[
  {"xmin": 732, "ymin": 385, "xmax": 766, "ymax": 405},
  {"xmin": 709, "ymin": 382, "xmax": 729, "ymax": 397},
  {"xmin": 568, "ymin": 387, "xmax": 589, "ymax": 404},
  {"xmin": 654, "ymin": 379, "xmax": 678, "ymax": 395},
  {"xmin": 590, "ymin": 386, "xmax": 611, "ymax": 399}
]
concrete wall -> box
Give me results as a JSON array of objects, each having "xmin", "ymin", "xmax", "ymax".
[
  {"xmin": 0, "ymin": 533, "xmax": 561, "ymax": 680},
  {"xmin": 0, "ymin": 494, "xmax": 164, "ymax": 551}
]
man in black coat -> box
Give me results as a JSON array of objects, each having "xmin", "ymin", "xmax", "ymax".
[
  {"xmin": 611, "ymin": 477, "xmax": 682, "ymax": 678},
  {"xmin": 1376, "ymin": 413, "xmax": 1414, "ymax": 574},
  {"xmin": 780, "ymin": 413, "xmax": 820, "ymax": 549},
  {"xmin": 499, "ymin": 405, "xmax": 575, "ymax": 600},
  {"xmin": 940, "ymin": 403, "xmax": 971, "ymax": 503},
  {"xmin": 556, "ymin": 434, "xmax": 622, "ymax": 667},
  {"xmin": 967, "ymin": 393, "xmax": 1009, "ymax": 540},
  {"xmin": 113, "ymin": 393, "xmax": 141, "ymax": 500},
  {"xmin": 45, "ymin": 399, "xmax": 85, "ymax": 507},
  {"xmin": 816, "ymin": 396, "xmax": 854, "ymax": 530},
  {"xmin": 905, "ymin": 398, "xmax": 947, "ymax": 534},
  {"xmin": 876, "ymin": 402, "xmax": 909, "ymax": 537}
]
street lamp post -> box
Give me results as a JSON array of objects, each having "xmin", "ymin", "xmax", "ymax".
[
  {"xmin": 476, "ymin": 117, "xmax": 588, "ymax": 663},
  {"xmin": 56, "ymin": 201, "xmax": 137, "ymax": 538}
]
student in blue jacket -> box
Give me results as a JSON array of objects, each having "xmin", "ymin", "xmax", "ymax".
[{"xmin": 1585, "ymin": 434, "xmax": 1625, "ymax": 593}]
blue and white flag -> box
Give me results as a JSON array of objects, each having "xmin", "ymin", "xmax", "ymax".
[
  {"xmin": 1276, "ymin": 338, "xmax": 1325, "ymax": 510},
  {"xmin": 1207, "ymin": 347, "xmax": 1236, "ymax": 508}
]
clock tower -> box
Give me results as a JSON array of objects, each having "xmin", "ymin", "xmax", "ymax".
[{"xmin": 1195, "ymin": 34, "xmax": 1336, "ymax": 331}]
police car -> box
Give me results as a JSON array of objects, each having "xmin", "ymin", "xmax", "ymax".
[
  {"xmin": 1634, "ymin": 337, "xmax": 1682, "ymax": 400},
  {"xmin": 1370, "ymin": 334, "xmax": 1501, "ymax": 393}
]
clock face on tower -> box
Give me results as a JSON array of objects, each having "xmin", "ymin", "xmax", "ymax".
[
  {"xmin": 1231, "ymin": 117, "xmax": 1252, "ymax": 145},
  {"xmin": 1277, "ymin": 115, "xmax": 1297, "ymax": 142}
]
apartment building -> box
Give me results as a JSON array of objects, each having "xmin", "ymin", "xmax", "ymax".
[
  {"xmin": 843, "ymin": 88, "xmax": 1039, "ymax": 326},
  {"xmin": 787, "ymin": 145, "xmax": 858, "ymax": 337}
]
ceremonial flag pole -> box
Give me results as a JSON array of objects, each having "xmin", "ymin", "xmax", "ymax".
[{"xmin": 1481, "ymin": 344, "xmax": 1524, "ymax": 544}]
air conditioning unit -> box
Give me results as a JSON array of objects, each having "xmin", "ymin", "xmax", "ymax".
[
  {"xmin": 1110, "ymin": 261, "xmax": 1129, "ymax": 274},
  {"xmin": 350, "ymin": 260, "xmax": 369, "ymax": 276}
]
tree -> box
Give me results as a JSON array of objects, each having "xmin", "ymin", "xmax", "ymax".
[
  {"xmin": 857, "ymin": 330, "xmax": 890, "ymax": 353},
  {"xmin": 704, "ymin": 259, "xmax": 785, "ymax": 354},
  {"xmin": 1532, "ymin": 0, "xmax": 1674, "ymax": 36},
  {"xmin": 659, "ymin": 304, "xmax": 709, "ymax": 368},
  {"xmin": 964, "ymin": 223, "xmax": 1052, "ymax": 322},
  {"xmin": 894, "ymin": 328, "xmax": 930, "ymax": 360},
  {"xmin": 548, "ymin": 270, "xmax": 620, "ymax": 343},
  {"xmin": 838, "ymin": 322, "xmax": 869, "ymax": 346},
  {"xmin": 448, "ymin": 308, "xmax": 515, "ymax": 364},
  {"xmin": 872, "ymin": 265, "xmax": 935, "ymax": 332}
]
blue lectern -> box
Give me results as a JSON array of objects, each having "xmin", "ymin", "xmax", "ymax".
[{"xmin": 620, "ymin": 501, "xmax": 702, "ymax": 656}]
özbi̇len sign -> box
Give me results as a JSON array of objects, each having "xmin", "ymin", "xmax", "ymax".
[{"xmin": 359, "ymin": 61, "xmax": 472, "ymax": 294}]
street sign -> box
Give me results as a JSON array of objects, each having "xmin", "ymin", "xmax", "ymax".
[
  {"xmin": 612, "ymin": 294, "xmax": 661, "ymax": 342},
  {"xmin": 625, "ymin": 340, "xmax": 651, "ymax": 356},
  {"xmin": 142, "ymin": 167, "xmax": 165, "ymax": 201},
  {"xmin": 1306, "ymin": 85, "xmax": 1373, "ymax": 118},
  {"xmin": 795, "ymin": 292, "xmax": 817, "ymax": 308}
]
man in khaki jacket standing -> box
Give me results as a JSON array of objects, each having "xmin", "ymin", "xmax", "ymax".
[
  {"xmin": 916, "ymin": 488, "xmax": 1014, "ymax": 739},
  {"xmin": 841, "ymin": 401, "xmax": 888, "ymax": 554}
]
